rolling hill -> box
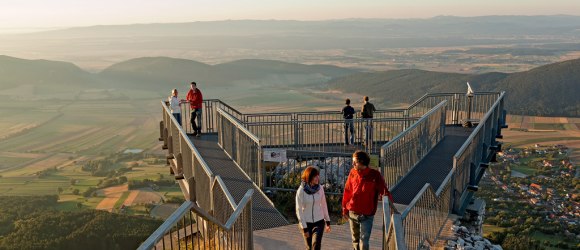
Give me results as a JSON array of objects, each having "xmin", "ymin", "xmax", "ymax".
[
  {"xmin": 99, "ymin": 57, "xmax": 359, "ymax": 90},
  {"xmin": 326, "ymin": 58, "xmax": 580, "ymax": 116}
]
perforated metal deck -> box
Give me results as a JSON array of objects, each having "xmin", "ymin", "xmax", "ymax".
[
  {"xmin": 188, "ymin": 134, "xmax": 289, "ymax": 231},
  {"xmin": 391, "ymin": 126, "xmax": 474, "ymax": 205}
]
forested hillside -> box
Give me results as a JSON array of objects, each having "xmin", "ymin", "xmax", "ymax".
[
  {"xmin": 327, "ymin": 58, "xmax": 580, "ymax": 116},
  {"xmin": 0, "ymin": 196, "xmax": 161, "ymax": 250}
]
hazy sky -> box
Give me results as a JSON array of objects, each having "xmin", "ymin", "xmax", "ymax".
[{"xmin": 1, "ymin": 0, "xmax": 579, "ymax": 33}]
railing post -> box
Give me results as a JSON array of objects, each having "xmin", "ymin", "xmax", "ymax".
[
  {"xmin": 187, "ymin": 176, "xmax": 196, "ymax": 202},
  {"xmin": 294, "ymin": 120, "xmax": 299, "ymax": 149},
  {"xmin": 466, "ymin": 93, "xmax": 473, "ymax": 122},
  {"xmin": 452, "ymin": 93, "xmax": 460, "ymax": 125},
  {"xmin": 167, "ymin": 135, "xmax": 174, "ymax": 159}
]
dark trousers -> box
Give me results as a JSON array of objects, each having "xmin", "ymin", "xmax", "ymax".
[
  {"xmin": 190, "ymin": 108, "xmax": 202, "ymax": 133},
  {"xmin": 302, "ymin": 219, "xmax": 325, "ymax": 250},
  {"xmin": 344, "ymin": 119, "xmax": 354, "ymax": 145}
]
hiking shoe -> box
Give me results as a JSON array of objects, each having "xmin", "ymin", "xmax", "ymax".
[{"xmin": 196, "ymin": 132, "xmax": 201, "ymax": 137}]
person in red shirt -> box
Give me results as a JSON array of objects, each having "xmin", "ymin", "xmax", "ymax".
[
  {"xmin": 342, "ymin": 150, "xmax": 393, "ymax": 250},
  {"xmin": 186, "ymin": 81, "xmax": 203, "ymax": 136}
]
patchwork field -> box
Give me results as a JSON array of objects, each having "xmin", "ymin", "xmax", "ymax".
[{"xmin": 503, "ymin": 115, "xmax": 580, "ymax": 162}]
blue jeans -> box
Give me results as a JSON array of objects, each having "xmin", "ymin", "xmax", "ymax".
[
  {"xmin": 190, "ymin": 109, "xmax": 202, "ymax": 133},
  {"xmin": 344, "ymin": 119, "xmax": 354, "ymax": 145},
  {"xmin": 349, "ymin": 211, "xmax": 374, "ymax": 250},
  {"xmin": 172, "ymin": 113, "xmax": 182, "ymax": 126},
  {"xmin": 364, "ymin": 119, "xmax": 373, "ymax": 149}
]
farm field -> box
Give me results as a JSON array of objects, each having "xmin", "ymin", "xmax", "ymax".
[{"xmin": 503, "ymin": 115, "xmax": 580, "ymax": 162}]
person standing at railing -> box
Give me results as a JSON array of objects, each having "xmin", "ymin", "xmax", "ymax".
[
  {"xmin": 343, "ymin": 150, "xmax": 393, "ymax": 250},
  {"xmin": 168, "ymin": 89, "xmax": 183, "ymax": 126},
  {"xmin": 296, "ymin": 166, "xmax": 331, "ymax": 250},
  {"xmin": 361, "ymin": 96, "xmax": 376, "ymax": 150},
  {"xmin": 342, "ymin": 98, "xmax": 356, "ymax": 146},
  {"xmin": 186, "ymin": 81, "xmax": 203, "ymax": 137}
]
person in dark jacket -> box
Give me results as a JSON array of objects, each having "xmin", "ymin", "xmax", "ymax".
[
  {"xmin": 341, "ymin": 98, "xmax": 356, "ymax": 145},
  {"xmin": 360, "ymin": 96, "xmax": 376, "ymax": 149}
]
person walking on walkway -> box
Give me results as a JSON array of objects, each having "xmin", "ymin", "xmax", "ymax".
[
  {"xmin": 343, "ymin": 150, "xmax": 393, "ymax": 250},
  {"xmin": 361, "ymin": 96, "xmax": 376, "ymax": 150},
  {"xmin": 296, "ymin": 166, "xmax": 331, "ymax": 250},
  {"xmin": 186, "ymin": 81, "xmax": 203, "ymax": 136},
  {"xmin": 168, "ymin": 89, "xmax": 183, "ymax": 126},
  {"xmin": 341, "ymin": 98, "xmax": 356, "ymax": 146}
]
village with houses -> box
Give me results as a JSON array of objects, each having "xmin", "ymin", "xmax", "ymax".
[{"xmin": 478, "ymin": 143, "xmax": 580, "ymax": 248}]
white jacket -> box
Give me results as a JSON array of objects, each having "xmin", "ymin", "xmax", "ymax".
[
  {"xmin": 169, "ymin": 96, "xmax": 181, "ymax": 114},
  {"xmin": 295, "ymin": 183, "xmax": 330, "ymax": 229}
]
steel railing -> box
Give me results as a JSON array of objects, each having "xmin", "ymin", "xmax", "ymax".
[
  {"xmin": 138, "ymin": 188, "xmax": 254, "ymax": 250},
  {"xmin": 383, "ymin": 92, "xmax": 506, "ymax": 249},
  {"xmin": 380, "ymin": 100, "xmax": 447, "ymax": 190},
  {"xmin": 216, "ymin": 107, "xmax": 264, "ymax": 187},
  {"xmin": 407, "ymin": 92, "xmax": 500, "ymax": 125},
  {"xmin": 452, "ymin": 91, "xmax": 506, "ymax": 213},
  {"xmin": 156, "ymin": 101, "xmax": 254, "ymax": 249},
  {"xmin": 242, "ymin": 109, "xmax": 407, "ymax": 123},
  {"xmin": 245, "ymin": 117, "xmax": 417, "ymax": 155},
  {"xmin": 176, "ymin": 99, "xmax": 244, "ymax": 134}
]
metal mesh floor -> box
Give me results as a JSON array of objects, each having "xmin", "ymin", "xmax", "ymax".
[
  {"xmin": 188, "ymin": 133, "xmax": 289, "ymax": 230},
  {"xmin": 391, "ymin": 126, "xmax": 474, "ymax": 205}
]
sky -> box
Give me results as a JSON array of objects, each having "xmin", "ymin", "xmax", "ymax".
[{"xmin": 1, "ymin": 0, "xmax": 579, "ymax": 33}]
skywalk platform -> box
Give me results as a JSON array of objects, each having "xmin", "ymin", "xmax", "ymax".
[
  {"xmin": 187, "ymin": 133, "xmax": 289, "ymax": 231},
  {"xmin": 391, "ymin": 126, "xmax": 474, "ymax": 205}
]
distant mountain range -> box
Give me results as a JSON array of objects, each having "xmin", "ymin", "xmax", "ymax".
[
  {"xmin": 327, "ymin": 58, "xmax": 580, "ymax": 116},
  {"xmin": 0, "ymin": 55, "xmax": 578, "ymax": 116},
  {"xmin": 8, "ymin": 16, "xmax": 580, "ymax": 50}
]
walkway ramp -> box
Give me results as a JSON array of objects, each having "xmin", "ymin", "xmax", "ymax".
[
  {"xmin": 391, "ymin": 126, "xmax": 474, "ymax": 205},
  {"xmin": 254, "ymin": 204, "xmax": 385, "ymax": 250},
  {"xmin": 188, "ymin": 133, "xmax": 289, "ymax": 230}
]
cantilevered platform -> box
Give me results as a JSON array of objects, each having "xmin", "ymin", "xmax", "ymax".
[
  {"xmin": 187, "ymin": 133, "xmax": 289, "ymax": 230},
  {"xmin": 391, "ymin": 126, "xmax": 474, "ymax": 205}
]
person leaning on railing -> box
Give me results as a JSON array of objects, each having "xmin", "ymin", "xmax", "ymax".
[
  {"xmin": 168, "ymin": 88, "xmax": 184, "ymax": 126},
  {"xmin": 186, "ymin": 81, "xmax": 203, "ymax": 137},
  {"xmin": 296, "ymin": 166, "xmax": 331, "ymax": 250},
  {"xmin": 343, "ymin": 150, "xmax": 393, "ymax": 250}
]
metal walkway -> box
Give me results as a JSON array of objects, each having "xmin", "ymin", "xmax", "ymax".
[
  {"xmin": 391, "ymin": 126, "xmax": 474, "ymax": 205},
  {"xmin": 187, "ymin": 133, "xmax": 289, "ymax": 231}
]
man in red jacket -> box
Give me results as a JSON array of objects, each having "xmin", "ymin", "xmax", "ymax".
[
  {"xmin": 342, "ymin": 150, "xmax": 393, "ymax": 250},
  {"xmin": 186, "ymin": 82, "xmax": 203, "ymax": 136}
]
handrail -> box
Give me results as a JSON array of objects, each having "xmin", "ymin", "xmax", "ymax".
[
  {"xmin": 213, "ymin": 175, "xmax": 238, "ymax": 210},
  {"xmin": 217, "ymin": 107, "xmax": 261, "ymax": 143},
  {"xmin": 224, "ymin": 189, "xmax": 254, "ymax": 228},
  {"xmin": 137, "ymin": 201, "xmax": 195, "ymax": 250},
  {"xmin": 244, "ymin": 117, "xmax": 419, "ymax": 126},
  {"xmin": 381, "ymin": 100, "xmax": 447, "ymax": 151},
  {"xmin": 400, "ymin": 184, "xmax": 431, "ymax": 218},
  {"xmin": 454, "ymin": 91, "xmax": 506, "ymax": 158},
  {"xmin": 161, "ymin": 101, "xmax": 214, "ymax": 178},
  {"xmin": 138, "ymin": 189, "xmax": 254, "ymax": 250}
]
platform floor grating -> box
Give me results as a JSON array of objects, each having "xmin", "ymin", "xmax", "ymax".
[
  {"xmin": 391, "ymin": 126, "xmax": 474, "ymax": 205},
  {"xmin": 188, "ymin": 133, "xmax": 289, "ymax": 231}
]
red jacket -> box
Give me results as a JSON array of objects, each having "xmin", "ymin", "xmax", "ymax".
[
  {"xmin": 342, "ymin": 167, "xmax": 393, "ymax": 216},
  {"xmin": 186, "ymin": 89, "xmax": 203, "ymax": 109}
]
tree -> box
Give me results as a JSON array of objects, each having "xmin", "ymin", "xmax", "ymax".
[
  {"xmin": 503, "ymin": 234, "xmax": 531, "ymax": 250},
  {"xmin": 72, "ymin": 189, "xmax": 80, "ymax": 195},
  {"xmin": 57, "ymin": 187, "xmax": 63, "ymax": 194},
  {"xmin": 76, "ymin": 203, "xmax": 82, "ymax": 209}
]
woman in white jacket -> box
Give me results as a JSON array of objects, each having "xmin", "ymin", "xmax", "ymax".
[
  {"xmin": 168, "ymin": 89, "xmax": 182, "ymax": 126},
  {"xmin": 296, "ymin": 166, "xmax": 331, "ymax": 250}
]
